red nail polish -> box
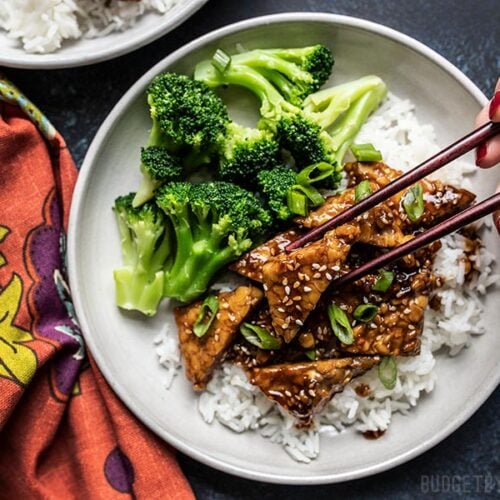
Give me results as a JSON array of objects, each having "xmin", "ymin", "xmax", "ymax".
[
  {"xmin": 494, "ymin": 211, "xmax": 500, "ymax": 235},
  {"xmin": 489, "ymin": 91, "xmax": 500, "ymax": 120},
  {"xmin": 475, "ymin": 143, "xmax": 487, "ymax": 165}
]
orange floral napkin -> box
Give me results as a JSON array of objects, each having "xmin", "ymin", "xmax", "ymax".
[{"xmin": 0, "ymin": 77, "xmax": 194, "ymax": 499}]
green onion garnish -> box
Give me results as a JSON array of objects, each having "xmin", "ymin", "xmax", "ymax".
[
  {"xmin": 287, "ymin": 185, "xmax": 325, "ymax": 216},
  {"xmin": 402, "ymin": 184, "xmax": 424, "ymax": 222},
  {"xmin": 378, "ymin": 357, "xmax": 398, "ymax": 390},
  {"xmin": 350, "ymin": 143, "xmax": 382, "ymax": 162},
  {"xmin": 296, "ymin": 162, "xmax": 335, "ymax": 185},
  {"xmin": 293, "ymin": 184, "xmax": 325, "ymax": 207},
  {"xmin": 372, "ymin": 270, "xmax": 394, "ymax": 292},
  {"xmin": 193, "ymin": 295, "xmax": 219, "ymax": 337},
  {"xmin": 212, "ymin": 48, "xmax": 232, "ymax": 73},
  {"xmin": 327, "ymin": 303, "xmax": 354, "ymax": 345},
  {"xmin": 354, "ymin": 180, "xmax": 372, "ymax": 203},
  {"xmin": 240, "ymin": 323, "xmax": 281, "ymax": 350},
  {"xmin": 353, "ymin": 303, "xmax": 379, "ymax": 322},
  {"xmin": 287, "ymin": 189, "xmax": 308, "ymax": 216},
  {"xmin": 305, "ymin": 349, "xmax": 316, "ymax": 361}
]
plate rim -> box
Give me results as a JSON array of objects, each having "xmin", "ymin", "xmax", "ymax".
[
  {"xmin": 68, "ymin": 12, "xmax": 498, "ymax": 484},
  {"xmin": 0, "ymin": 0, "xmax": 209, "ymax": 69}
]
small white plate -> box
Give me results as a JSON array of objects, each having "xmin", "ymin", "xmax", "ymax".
[
  {"xmin": 0, "ymin": 0, "xmax": 208, "ymax": 69},
  {"xmin": 68, "ymin": 13, "xmax": 500, "ymax": 484}
]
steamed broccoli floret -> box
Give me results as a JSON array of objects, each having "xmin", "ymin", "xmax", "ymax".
[
  {"xmin": 218, "ymin": 122, "xmax": 281, "ymax": 187},
  {"xmin": 147, "ymin": 72, "xmax": 229, "ymax": 169},
  {"xmin": 257, "ymin": 166, "xmax": 297, "ymax": 220},
  {"xmin": 133, "ymin": 146, "xmax": 183, "ymax": 207},
  {"xmin": 257, "ymin": 162, "xmax": 335, "ymax": 220},
  {"xmin": 225, "ymin": 45, "xmax": 333, "ymax": 105},
  {"xmin": 276, "ymin": 115, "xmax": 342, "ymax": 188},
  {"xmin": 113, "ymin": 193, "xmax": 171, "ymax": 316},
  {"xmin": 156, "ymin": 181, "xmax": 271, "ymax": 302}
]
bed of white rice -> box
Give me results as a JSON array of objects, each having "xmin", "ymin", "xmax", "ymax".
[
  {"xmin": 154, "ymin": 93, "xmax": 498, "ymax": 463},
  {"xmin": 0, "ymin": 0, "xmax": 185, "ymax": 54}
]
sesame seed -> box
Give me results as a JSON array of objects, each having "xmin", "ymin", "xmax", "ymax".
[
  {"xmin": 281, "ymin": 323, "xmax": 289, "ymax": 329},
  {"xmin": 263, "ymin": 284, "xmax": 268, "ymax": 291},
  {"xmin": 285, "ymin": 285, "xmax": 291, "ymax": 295},
  {"xmin": 319, "ymin": 265, "xmax": 327, "ymax": 272},
  {"xmin": 409, "ymin": 325, "xmax": 415, "ymax": 330},
  {"xmin": 293, "ymin": 281, "xmax": 300, "ymax": 289},
  {"xmin": 295, "ymin": 305, "xmax": 302, "ymax": 311},
  {"xmin": 284, "ymin": 390, "xmax": 292, "ymax": 397},
  {"xmin": 325, "ymin": 273, "xmax": 332, "ymax": 281},
  {"xmin": 293, "ymin": 296, "xmax": 302, "ymax": 301},
  {"xmin": 332, "ymin": 265, "xmax": 340, "ymax": 271},
  {"xmin": 278, "ymin": 307, "xmax": 285, "ymax": 313},
  {"xmin": 313, "ymin": 272, "xmax": 321, "ymax": 279},
  {"xmin": 303, "ymin": 286, "xmax": 312, "ymax": 292},
  {"xmin": 312, "ymin": 263, "xmax": 320, "ymax": 270},
  {"xmin": 295, "ymin": 319, "xmax": 303, "ymax": 326},
  {"xmin": 282, "ymin": 277, "xmax": 288, "ymax": 286}
]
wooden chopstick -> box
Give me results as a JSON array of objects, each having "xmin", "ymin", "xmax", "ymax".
[
  {"xmin": 285, "ymin": 120, "xmax": 500, "ymax": 252},
  {"xmin": 328, "ymin": 192, "xmax": 500, "ymax": 289}
]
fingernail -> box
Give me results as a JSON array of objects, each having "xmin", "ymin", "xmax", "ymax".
[
  {"xmin": 494, "ymin": 211, "xmax": 500, "ymax": 235},
  {"xmin": 475, "ymin": 143, "xmax": 487, "ymax": 165},
  {"xmin": 489, "ymin": 91, "xmax": 500, "ymax": 119}
]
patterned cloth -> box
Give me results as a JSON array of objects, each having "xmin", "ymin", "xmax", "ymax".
[{"xmin": 0, "ymin": 77, "xmax": 194, "ymax": 499}]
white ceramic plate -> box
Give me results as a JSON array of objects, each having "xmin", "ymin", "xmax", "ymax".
[
  {"xmin": 68, "ymin": 13, "xmax": 500, "ymax": 484},
  {"xmin": 0, "ymin": 0, "xmax": 208, "ymax": 69}
]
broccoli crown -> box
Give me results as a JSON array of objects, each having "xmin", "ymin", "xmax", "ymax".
[
  {"xmin": 140, "ymin": 146, "xmax": 183, "ymax": 182},
  {"xmin": 147, "ymin": 72, "xmax": 229, "ymax": 154},
  {"xmin": 262, "ymin": 44, "xmax": 334, "ymax": 97},
  {"xmin": 257, "ymin": 165, "xmax": 297, "ymax": 221},
  {"xmin": 156, "ymin": 181, "xmax": 271, "ymax": 302},
  {"xmin": 113, "ymin": 193, "xmax": 170, "ymax": 316},
  {"xmin": 218, "ymin": 123, "xmax": 281, "ymax": 187},
  {"xmin": 276, "ymin": 114, "xmax": 326, "ymax": 166}
]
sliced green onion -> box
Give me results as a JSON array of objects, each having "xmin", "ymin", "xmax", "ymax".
[
  {"xmin": 287, "ymin": 189, "xmax": 308, "ymax": 216},
  {"xmin": 305, "ymin": 349, "xmax": 316, "ymax": 361},
  {"xmin": 212, "ymin": 48, "xmax": 232, "ymax": 73},
  {"xmin": 327, "ymin": 303, "xmax": 354, "ymax": 345},
  {"xmin": 296, "ymin": 162, "xmax": 335, "ymax": 185},
  {"xmin": 353, "ymin": 303, "xmax": 379, "ymax": 322},
  {"xmin": 354, "ymin": 180, "xmax": 372, "ymax": 203},
  {"xmin": 372, "ymin": 270, "xmax": 394, "ymax": 292},
  {"xmin": 287, "ymin": 184, "xmax": 325, "ymax": 216},
  {"xmin": 240, "ymin": 323, "xmax": 281, "ymax": 350},
  {"xmin": 350, "ymin": 143, "xmax": 382, "ymax": 162},
  {"xmin": 378, "ymin": 357, "xmax": 397, "ymax": 390},
  {"xmin": 193, "ymin": 295, "xmax": 219, "ymax": 338},
  {"xmin": 402, "ymin": 184, "xmax": 424, "ymax": 222},
  {"xmin": 293, "ymin": 184, "xmax": 325, "ymax": 207}
]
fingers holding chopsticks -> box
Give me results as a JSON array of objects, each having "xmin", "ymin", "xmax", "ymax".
[{"xmin": 475, "ymin": 78, "xmax": 500, "ymax": 168}]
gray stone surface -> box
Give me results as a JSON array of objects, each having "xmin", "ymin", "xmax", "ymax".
[{"xmin": 3, "ymin": 0, "xmax": 498, "ymax": 497}]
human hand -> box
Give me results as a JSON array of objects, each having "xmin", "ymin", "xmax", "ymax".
[{"xmin": 475, "ymin": 79, "xmax": 500, "ymax": 168}]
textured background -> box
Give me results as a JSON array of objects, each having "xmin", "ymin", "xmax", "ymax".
[{"xmin": 4, "ymin": 0, "xmax": 499, "ymax": 498}]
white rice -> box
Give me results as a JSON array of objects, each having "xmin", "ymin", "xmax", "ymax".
[
  {"xmin": 155, "ymin": 93, "xmax": 498, "ymax": 463},
  {"xmin": 0, "ymin": 0, "xmax": 184, "ymax": 54}
]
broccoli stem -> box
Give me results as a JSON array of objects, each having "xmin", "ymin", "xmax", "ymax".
[
  {"xmin": 164, "ymin": 228, "xmax": 242, "ymax": 303},
  {"xmin": 328, "ymin": 83, "xmax": 387, "ymax": 161},
  {"xmin": 230, "ymin": 51, "xmax": 313, "ymax": 83},
  {"xmin": 304, "ymin": 75, "xmax": 385, "ymax": 129},
  {"xmin": 114, "ymin": 268, "xmax": 165, "ymax": 317},
  {"xmin": 195, "ymin": 62, "xmax": 293, "ymax": 119}
]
